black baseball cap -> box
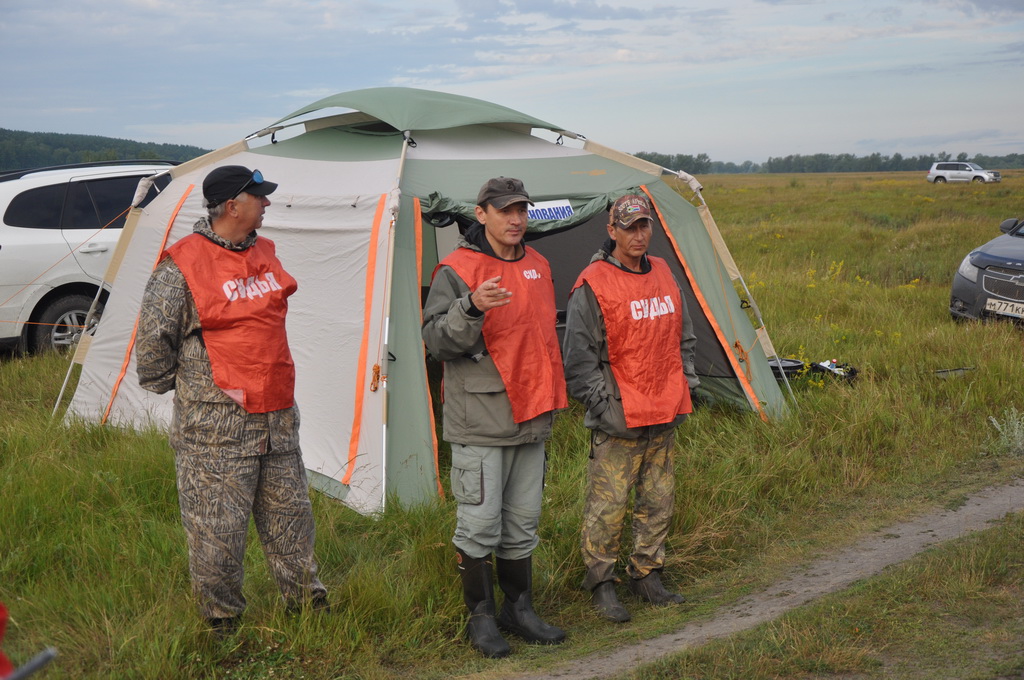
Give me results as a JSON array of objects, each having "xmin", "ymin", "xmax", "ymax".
[{"xmin": 203, "ymin": 165, "xmax": 278, "ymax": 207}]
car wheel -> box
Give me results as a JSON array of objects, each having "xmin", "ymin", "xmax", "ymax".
[
  {"xmin": 29, "ymin": 294, "xmax": 103, "ymax": 353},
  {"xmin": 972, "ymin": 176, "xmax": 984, "ymax": 183},
  {"xmin": 934, "ymin": 176, "xmax": 946, "ymax": 183}
]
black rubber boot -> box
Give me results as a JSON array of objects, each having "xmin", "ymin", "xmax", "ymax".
[
  {"xmin": 495, "ymin": 556, "xmax": 566, "ymax": 645},
  {"xmin": 626, "ymin": 570, "xmax": 685, "ymax": 605},
  {"xmin": 457, "ymin": 549, "xmax": 511, "ymax": 658},
  {"xmin": 591, "ymin": 581, "xmax": 631, "ymax": 623}
]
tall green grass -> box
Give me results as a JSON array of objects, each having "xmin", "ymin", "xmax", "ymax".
[{"xmin": 2, "ymin": 171, "xmax": 1023, "ymax": 678}]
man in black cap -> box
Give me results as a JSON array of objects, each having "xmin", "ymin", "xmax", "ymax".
[
  {"xmin": 422, "ymin": 177, "xmax": 567, "ymax": 658},
  {"xmin": 137, "ymin": 165, "xmax": 328, "ymax": 635}
]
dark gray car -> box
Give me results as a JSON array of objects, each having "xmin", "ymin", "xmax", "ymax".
[{"xmin": 950, "ymin": 218, "xmax": 1024, "ymax": 321}]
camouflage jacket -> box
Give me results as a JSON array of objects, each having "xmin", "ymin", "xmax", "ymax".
[{"xmin": 136, "ymin": 218, "xmax": 300, "ymax": 456}]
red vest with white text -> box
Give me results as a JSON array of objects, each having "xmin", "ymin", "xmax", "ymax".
[
  {"xmin": 573, "ymin": 256, "xmax": 691, "ymax": 428},
  {"xmin": 438, "ymin": 246, "xmax": 568, "ymax": 424},
  {"xmin": 166, "ymin": 234, "xmax": 298, "ymax": 413}
]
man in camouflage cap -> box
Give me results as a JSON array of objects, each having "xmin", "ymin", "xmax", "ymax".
[
  {"xmin": 137, "ymin": 165, "xmax": 327, "ymax": 635},
  {"xmin": 563, "ymin": 193, "xmax": 699, "ymax": 622}
]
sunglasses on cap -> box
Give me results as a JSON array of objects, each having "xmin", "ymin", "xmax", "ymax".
[{"xmin": 228, "ymin": 169, "xmax": 264, "ymax": 202}]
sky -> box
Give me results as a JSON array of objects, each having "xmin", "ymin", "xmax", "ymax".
[{"xmin": 1, "ymin": 0, "xmax": 1022, "ymax": 164}]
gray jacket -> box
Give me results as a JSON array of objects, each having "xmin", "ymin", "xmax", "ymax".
[
  {"xmin": 563, "ymin": 243, "xmax": 699, "ymax": 439},
  {"xmin": 421, "ymin": 227, "xmax": 555, "ymax": 446}
]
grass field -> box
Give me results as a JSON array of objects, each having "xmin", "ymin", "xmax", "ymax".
[{"xmin": 2, "ymin": 170, "xmax": 1024, "ymax": 679}]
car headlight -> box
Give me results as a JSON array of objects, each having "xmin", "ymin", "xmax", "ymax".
[{"xmin": 957, "ymin": 254, "xmax": 980, "ymax": 283}]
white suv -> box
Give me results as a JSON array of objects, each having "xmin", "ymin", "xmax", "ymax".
[
  {"xmin": 0, "ymin": 161, "xmax": 174, "ymax": 352},
  {"xmin": 926, "ymin": 162, "xmax": 1001, "ymax": 184}
]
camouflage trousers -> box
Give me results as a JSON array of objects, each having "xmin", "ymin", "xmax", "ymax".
[
  {"xmin": 580, "ymin": 428, "xmax": 677, "ymax": 591},
  {"xmin": 175, "ymin": 447, "xmax": 327, "ymax": 620}
]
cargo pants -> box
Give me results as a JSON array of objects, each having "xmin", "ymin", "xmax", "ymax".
[
  {"xmin": 580, "ymin": 427, "xmax": 677, "ymax": 591},
  {"xmin": 449, "ymin": 441, "xmax": 546, "ymax": 560}
]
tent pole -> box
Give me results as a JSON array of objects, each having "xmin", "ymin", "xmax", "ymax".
[
  {"xmin": 676, "ymin": 173, "xmax": 797, "ymax": 410},
  {"xmin": 52, "ymin": 283, "xmax": 106, "ymax": 417},
  {"xmin": 53, "ymin": 359, "xmax": 79, "ymax": 418},
  {"xmin": 376, "ymin": 131, "xmax": 413, "ymax": 512},
  {"xmin": 736, "ymin": 276, "xmax": 798, "ymax": 407}
]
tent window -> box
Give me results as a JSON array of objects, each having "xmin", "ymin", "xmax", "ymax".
[{"xmin": 347, "ymin": 122, "xmax": 400, "ymax": 135}]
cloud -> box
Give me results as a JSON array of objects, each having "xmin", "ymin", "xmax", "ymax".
[
  {"xmin": 950, "ymin": 0, "xmax": 1024, "ymax": 17},
  {"xmin": 124, "ymin": 117, "xmax": 277, "ymax": 149},
  {"xmin": 1, "ymin": 0, "xmax": 1021, "ymax": 163},
  {"xmin": 998, "ymin": 40, "xmax": 1024, "ymax": 55},
  {"xmin": 857, "ymin": 129, "xmax": 1009, "ymax": 151}
]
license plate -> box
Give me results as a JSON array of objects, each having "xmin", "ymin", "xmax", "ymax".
[{"xmin": 985, "ymin": 298, "xmax": 1024, "ymax": 318}]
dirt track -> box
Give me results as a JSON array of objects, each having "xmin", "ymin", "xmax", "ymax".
[{"xmin": 502, "ymin": 478, "xmax": 1024, "ymax": 680}]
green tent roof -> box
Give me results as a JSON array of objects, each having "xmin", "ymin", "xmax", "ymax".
[{"xmin": 271, "ymin": 87, "xmax": 566, "ymax": 133}]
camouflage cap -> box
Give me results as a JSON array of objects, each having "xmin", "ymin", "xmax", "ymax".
[
  {"xmin": 610, "ymin": 194, "xmax": 652, "ymax": 228},
  {"xmin": 476, "ymin": 177, "xmax": 534, "ymax": 210}
]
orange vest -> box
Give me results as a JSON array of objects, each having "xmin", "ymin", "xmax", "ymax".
[
  {"xmin": 438, "ymin": 246, "xmax": 568, "ymax": 424},
  {"xmin": 166, "ymin": 233, "xmax": 298, "ymax": 414},
  {"xmin": 573, "ymin": 256, "xmax": 691, "ymax": 428}
]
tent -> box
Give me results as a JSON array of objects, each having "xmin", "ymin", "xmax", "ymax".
[{"xmin": 66, "ymin": 87, "xmax": 788, "ymax": 515}]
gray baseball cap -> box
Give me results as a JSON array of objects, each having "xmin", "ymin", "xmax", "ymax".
[{"xmin": 476, "ymin": 177, "xmax": 534, "ymax": 209}]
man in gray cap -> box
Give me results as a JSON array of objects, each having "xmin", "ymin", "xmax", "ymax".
[
  {"xmin": 422, "ymin": 177, "xmax": 567, "ymax": 658},
  {"xmin": 136, "ymin": 165, "xmax": 327, "ymax": 635}
]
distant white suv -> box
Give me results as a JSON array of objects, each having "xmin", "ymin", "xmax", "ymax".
[
  {"xmin": 926, "ymin": 162, "xmax": 1001, "ymax": 184},
  {"xmin": 0, "ymin": 161, "xmax": 175, "ymax": 352}
]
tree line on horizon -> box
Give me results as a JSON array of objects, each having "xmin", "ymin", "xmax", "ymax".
[
  {"xmin": 0, "ymin": 129, "xmax": 209, "ymax": 173},
  {"xmin": 633, "ymin": 150, "xmax": 1024, "ymax": 175},
  {"xmin": 2, "ymin": 128, "xmax": 1021, "ymax": 176}
]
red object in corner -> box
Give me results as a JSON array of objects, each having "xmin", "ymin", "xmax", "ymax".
[{"xmin": 0, "ymin": 602, "xmax": 13, "ymax": 678}]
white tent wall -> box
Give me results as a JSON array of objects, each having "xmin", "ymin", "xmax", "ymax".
[{"xmin": 69, "ymin": 146, "xmax": 410, "ymax": 514}]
